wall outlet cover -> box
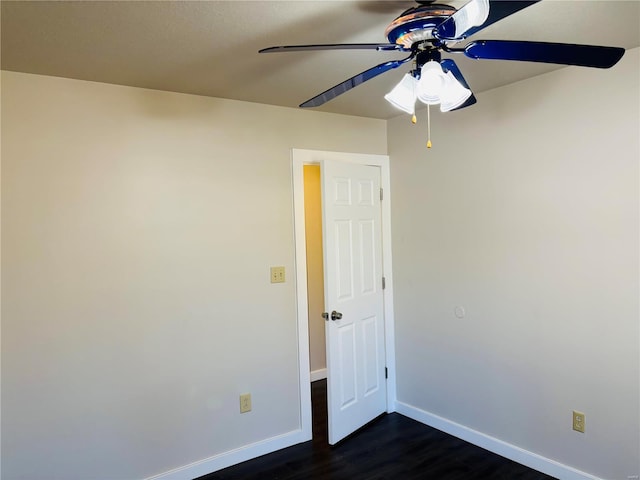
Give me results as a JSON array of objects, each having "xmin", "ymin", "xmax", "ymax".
[
  {"xmin": 572, "ymin": 410, "xmax": 585, "ymax": 433},
  {"xmin": 270, "ymin": 266, "xmax": 285, "ymax": 283},
  {"xmin": 240, "ymin": 393, "xmax": 252, "ymax": 413}
]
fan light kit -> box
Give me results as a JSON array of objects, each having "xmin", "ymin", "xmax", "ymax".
[{"xmin": 260, "ymin": 0, "xmax": 625, "ymax": 148}]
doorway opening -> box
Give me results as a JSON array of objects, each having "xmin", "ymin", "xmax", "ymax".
[
  {"xmin": 292, "ymin": 149, "xmax": 397, "ymax": 444},
  {"xmin": 301, "ymin": 165, "xmax": 329, "ymax": 441}
]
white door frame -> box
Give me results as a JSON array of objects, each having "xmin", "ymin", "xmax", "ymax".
[{"xmin": 291, "ymin": 148, "xmax": 397, "ymax": 440}]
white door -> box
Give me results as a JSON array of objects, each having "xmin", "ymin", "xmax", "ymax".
[{"xmin": 321, "ymin": 158, "xmax": 386, "ymax": 445}]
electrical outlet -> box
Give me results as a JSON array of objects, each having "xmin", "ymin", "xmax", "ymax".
[
  {"xmin": 240, "ymin": 393, "xmax": 252, "ymax": 413},
  {"xmin": 572, "ymin": 410, "xmax": 585, "ymax": 433},
  {"xmin": 270, "ymin": 266, "xmax": 285, "ymax": 283}
]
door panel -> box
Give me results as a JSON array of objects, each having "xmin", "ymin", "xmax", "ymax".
[
  {"xmin": 362, "ymin": 315, "xmax": 380, "ymax": 396},
  {"xmin": 322, "ymin": 158, "xmax": 386, "ymax": 445},
  {"xmin": 334, "ymin": 220, "xmax": 354, "ymax": 301},
  {"xmin": 359, "ymin": 220, "xmax": 376, "ymax": 294},
  {"xmin": 337, "ymin": 323, "xmax": 357, "ymax": 408}
]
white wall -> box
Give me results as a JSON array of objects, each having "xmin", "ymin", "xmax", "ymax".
[
  {"xmin": 0, "ymin": 71, "xmax": 386, "ymax": 480},
  {"xmin": 389, "ymin": 48, "xmax": 639, "ymax": 479}
]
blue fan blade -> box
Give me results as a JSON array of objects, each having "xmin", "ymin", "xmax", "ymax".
[
  {"xmin": 464, "ymin": 40, "xmax": 625, "ymax": 68},
  {"xmin": 300, "ymin": 59, "xmax": 408, "ymax": 108},
  {"xmin": 440, "ymin": 59, "xmax": 477, "ymax": 111},
  {"xmin": 259, "ymin": 43, "xmax": 407, "ymax": 53},
  {"xmin": 436, "ymin": 0, "xmax": 540, "ymax": 40}
]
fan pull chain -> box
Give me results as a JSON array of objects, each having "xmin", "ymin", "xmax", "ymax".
[
  {"xmin": 426, "ymin": 104, "xmax": 432, "ymax": 149},
  {"xmin": 411, "ymin": 67, "xmax": 417, "ymax": 125}
]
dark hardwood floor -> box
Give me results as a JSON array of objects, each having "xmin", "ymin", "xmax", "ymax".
[{"xmin": 197, "ymin": 380, "xmax": 557, "ymax": 480}]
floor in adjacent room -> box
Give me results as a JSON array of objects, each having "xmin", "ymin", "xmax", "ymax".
[{"xmin": 198, "ymin": 380, "xmax": 557, "ymax": 480}]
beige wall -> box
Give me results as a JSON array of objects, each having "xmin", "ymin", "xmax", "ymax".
[
  {"xmin": 389, "ymin": 48, "xmax": 639, "ymax": 479},
  {"xmin": 3, "ymin": 48, "xmax": 639, "ymax": 480},
  {"xmin": 303, "ymin": 165, "xmax": 326, "ymax": 376},
  {"xmin": 0, "ymin": 71, "xmax": 386, "ymax": 480}
]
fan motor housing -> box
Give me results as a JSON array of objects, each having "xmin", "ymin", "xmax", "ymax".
[{"xmin": 385, "ymin": 4, "xmax": 456, "ymax": 47}]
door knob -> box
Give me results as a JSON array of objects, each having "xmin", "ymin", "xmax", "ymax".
[{"xmin": 322, "ymin": 311, "xmax": 343, "ymax": 321}]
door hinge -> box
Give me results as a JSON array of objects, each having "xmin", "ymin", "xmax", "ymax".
[
  {"xmin": 385, "ymin": 367, "xmax": 388, "ymax": 379},
  {"xmin": 380, "ymin": 188, "xmax": 383, "ymax": 201},
  {"xmin": 382, "ymin": 276, "xmax": 386, "ymax": 290}
]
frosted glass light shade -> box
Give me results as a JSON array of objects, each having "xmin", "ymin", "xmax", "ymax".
[
  {"xmin": 384, "ymin": 73, "xmax": 418, "ymax": 114},
  {"xmin": 416, "ymin": 61, "xmax": 445, "ymax": 105},
  {"xmin": 440, "ymin": 71, "xmax": 472, "ymax": 112},
  {"xmin": 454, "ymin": 0, "xmax": 490, "ymax": 38}
]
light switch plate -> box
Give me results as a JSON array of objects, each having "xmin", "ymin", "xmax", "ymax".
[{"xmin": 270, "ymin": 266, "xmax": 285, "ymax": 283}]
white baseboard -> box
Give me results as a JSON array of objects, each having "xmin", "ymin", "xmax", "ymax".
[
  {"xmin": 144, "ymin": 429, "xmax": 310, "ymax": 480},
  {"xmin": 310, "ymin": 368, "xmax": 327, "ymax": 382},
  {"xmin": 395, "ymin": 401, "xmax": 602, "ymax": 480}
]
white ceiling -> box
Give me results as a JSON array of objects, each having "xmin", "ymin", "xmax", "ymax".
[{"xmin": 2, "ymin": 0, "xmax": 639, "ymax": 119}]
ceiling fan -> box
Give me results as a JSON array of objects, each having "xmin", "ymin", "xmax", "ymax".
[{"xmin": 259, "ymin": 0, "xmax": 625, "ymax": 115}]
